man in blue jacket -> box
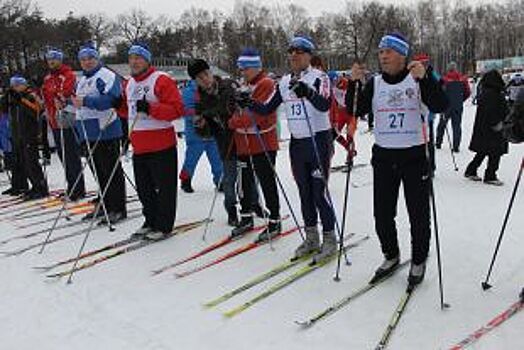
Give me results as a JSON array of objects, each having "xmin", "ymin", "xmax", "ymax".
[
  {"xmin": 72, "ymin": 43, "xmax": 126, "ymax": 225},
  {"xmin": 179, "ymin": 80, "xmax": 223, "ymax": 193}
]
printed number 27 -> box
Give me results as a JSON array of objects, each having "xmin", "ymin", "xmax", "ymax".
[{"xmin": 389, "ymin": 113, "xmax": 405, "ymax": 129}]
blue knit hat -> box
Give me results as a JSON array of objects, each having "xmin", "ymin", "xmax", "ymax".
[
  {"xmin": 378, "ymin": 32, "xmax": 410, "ymax": 57},
  {"xmin": 10, "ymin": 75, "xmax": 27, "ymax": 87},
  {"xmin": 128, "ymin": 42, "xmax": 152, "ymax": 63},
  {"xmin": 45, "ymin": 48, "xmax": 64, "ymax": 61},
  {"xmin": 237, "ymin": 48, "xmax": 262, "ymax": 69},
  {"xmin": 327, "ymin": 70, "xmax": 338, "ymax": 81},
  {"xmin": 289, "ymin": 34, "xmax": 315, "ymax": 53},
  {"xmin": 78, "ymin": 42, "xmax": 99, "ymax": 60}
]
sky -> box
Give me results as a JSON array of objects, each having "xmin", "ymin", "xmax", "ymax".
[{"xmin": 35, "ymin": 0, "xmax": 392, "ymax": 19}]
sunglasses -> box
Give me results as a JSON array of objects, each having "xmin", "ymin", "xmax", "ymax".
[{"xmin": 287, "ymin": 48, "xmax": 306, "ymax": 55}]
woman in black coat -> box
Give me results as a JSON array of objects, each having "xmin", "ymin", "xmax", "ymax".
[{"xmin": 465, "ymin": 70, "xmax": 509, "ymax": 185}]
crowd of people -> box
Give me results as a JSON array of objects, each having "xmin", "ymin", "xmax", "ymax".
[{"xmin": 0, "ymin": 31, "xmax": 523, "ymax": 288}]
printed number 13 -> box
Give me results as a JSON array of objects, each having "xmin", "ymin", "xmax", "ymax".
[
  {"xmin": 389, "ymin": 113, "xmax": 405, "ymax": 129},
  {"xmin": 291, "ymin": 103, "xmax": 302, "ymax": 116}
]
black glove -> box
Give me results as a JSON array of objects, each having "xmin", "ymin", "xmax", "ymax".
[
  {"xmin": 136, "ymin": 95, "xmax": 149, "ymax": 114},
  {"xmin": 290, "ymin": 81, "xmax": 313, "ymax": 99},
  {"xmin": 9, "ymin": 90, "xmax": 22, "ymax": 102},
  {"xmin": 237, "ymin": 95, "xmax": 254, "ymax": 109}
]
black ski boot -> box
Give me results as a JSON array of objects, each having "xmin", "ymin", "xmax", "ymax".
[
  {"xmin": 227, "ymin": 209, "xmax": 239, "ymax": 227},
  {"xmin": 408, "ymin": 261, "xmax": 427, "ymax": 287},
  {"xmin": 181, "ymin": 178, "xmax": 194, "ymax": 193},
  {"xmin": 370, "ymin": 255, "xmax": 400, "ymax": 284},
  {"xmin": 98, "ymin": 211, "xmax": 127, "ymax": 226},
  {"xmin": 231, "ymin": 214, "xmax": 254, "ymax": 238},
  {"xmin": 256, "ymin": 219, "xmax": 281, "ymax": 242}
]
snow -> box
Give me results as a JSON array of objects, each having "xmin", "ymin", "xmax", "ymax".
[{"xmin": 0, "ymin": 102, "xmax": 523, "ymax": 350}]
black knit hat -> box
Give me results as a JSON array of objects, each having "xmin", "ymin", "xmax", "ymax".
[{"xmin": 187, "ymin": 59, "xmax": 210, "ymax": 79}]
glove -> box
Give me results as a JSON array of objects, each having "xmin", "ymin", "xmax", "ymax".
[
  {"xmin": 228, "ymin": 115, "xmax": 252, "ymax": 129},
  {"xmin": 136, "ymin": 95, "xmax": 149, "ymax": 114},
  {"xmin": 237, "ymin": 95, "xmax": 254, "ymax": 109},
  {"xmin": 290, "ymin": 80, "xmax": 313, "ymax": 99}
]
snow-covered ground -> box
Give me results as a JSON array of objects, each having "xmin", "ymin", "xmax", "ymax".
[{"xmin": 0, "ymin": 103, "xmax": 522, "ymax": 350}]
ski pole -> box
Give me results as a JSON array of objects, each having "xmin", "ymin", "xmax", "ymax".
[
  {"xmin": 444, "ymin": 123, "xmax": 459, "ymax": 171},
  {"xmin": 245, "ymin": 109, "xmax": 305, "ymax": 241},
  {"xmin": 66, "ymin": 109, "xmax": 141, "ymax": 284},
  {"xmin": 420, "ymin": 104, "xmax": 449, "ymax": 310},
  {"xmin": 481, "ymin": 156, "xmax": 523, "ymax": 290},
  {"xmin": 334, "ymin": 79, "xmax": 359, "ymax": 281}
]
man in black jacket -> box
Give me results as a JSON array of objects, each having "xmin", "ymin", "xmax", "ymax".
[
  {"xmin": 347, "ymin": 32, "xmax": 448, "ymax": 287},
  {"xmin": 0, "ymin": 75, "xmax": 48, "ymax": 200},
  {"xmin": 187, "ymin": 59, "xmax": 261, "ymax": 228}
]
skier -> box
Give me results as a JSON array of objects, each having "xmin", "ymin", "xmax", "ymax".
[
  {"xmin": 435, "ymin": 61, "xmax": 471, "ymax": 152},
  {"xmin": 71, "ymin": 43, "xmax": 127, "ymax": 224},
  {"xmin": 248, "ymin": 35, "xmax": 338, "ymax": 261},
  {"xmin": 464, "ymin": 70, "xmax": 509, "ymax": 186},
  {"xmin": 347, "ymin": 32, "xmax": 448, "ymax": 286},
  {"xmin": 121, "ymin": 43, "xmax": 184, "ymax": 240},
  {"xmin": 42, "ymin": 49, "xmax": 86, "ymax": 200},
  {"xmin": 506, "ymin": 73, "xmax": 523, "ymax": 106},
  {"xmin": 187, "ymin": 59, "xmax": 262, "ymax": 227},
  {"xmin": 179, "ymin": 79, "xmax": 223, "ymax": 194},
  {"xmin": 228, "ymin": 48, "xmax": 281, "ymax": 241},
  {"xmin": 0, "ymin": 75, "xmax": 48, "ymax": 200},
  {"xmin": 329, "ymin": 69, "xmax": 358, "ymax": 153}
]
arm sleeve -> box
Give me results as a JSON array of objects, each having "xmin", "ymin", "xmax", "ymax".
[
  {"xmin": 419, "ymin": 72, "xmax": 449, "ymax": 113},
  {"xmin": 250, "ymin": 88, "xmax": 283, "ymax": 115},
  {"xmin": 62, "ymin": 71, "xmax": 77, "ymax": 98},
  {"xmin": 345, "ymin": 77, "xmax": 374, "ymax": 118},
  {"xmin": 149, "ymin": 75, "xmax": 185, "ymax": 121},
  {"xmin": 84, "ymin": 74, "xmax": 121, "ymax": 111},
  {"xmin": 307, "ymin": 77, "xmax": 331, "ymax": 112}
]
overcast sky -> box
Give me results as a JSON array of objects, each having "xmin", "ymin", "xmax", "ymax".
[{"xmin": 35, "ymin": 0, "xmax": 401, "ymax": 19}]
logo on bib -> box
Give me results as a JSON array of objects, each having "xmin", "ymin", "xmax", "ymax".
[
  {"xmin": 405, "ymin": 87, "xmax": 416, "ymax": 99},
  {"xmin": 387, "ymin": 89, "xmax": 404, "ymax": 107}
]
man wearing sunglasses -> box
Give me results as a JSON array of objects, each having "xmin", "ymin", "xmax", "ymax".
[{"xmin": 246, "ymin": 35, "xmax": 337, "ymax": 262}]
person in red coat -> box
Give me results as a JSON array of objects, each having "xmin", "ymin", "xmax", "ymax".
[
  {"xmin": 228, "ymin": 48, "xmax": 281, "ymax": 241},
  {"xmin": 41, "ymin": 49, "xmax": 86, "ymax": 200},
  {"xmin": 120, "ymin": 43, "xmax": 185, "ymax": 241}
]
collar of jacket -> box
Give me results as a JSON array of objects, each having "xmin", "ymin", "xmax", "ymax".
[
  {"xmin": 248, "ymin": 70, "xmax": 266, "ymax": 86},
  {"xmin": 132, "ymin": 66, "xmax": 156, "ymax": 82},
  {"xmin": 50, "ymin": 64, "xmax": 73, "ymax": 76},
  {"xmin": 382, "ymin": 67, "xmax": 410, "ymax": 84},
  {"xmin": 82, "ymin": 64, "xmax": 103, "ymax": 78}
]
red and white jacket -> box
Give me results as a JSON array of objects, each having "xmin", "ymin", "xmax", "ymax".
[
  {"xmin": 228, "ymin": 71, "xmax": 278, "ymax": 156},
  {"xmin": 41, "ymin": 64, "xmax": 76, "ymax": 129},
  {"xmin": 121, "ymin": 67, "xmax": 184, "ymax": 155}
]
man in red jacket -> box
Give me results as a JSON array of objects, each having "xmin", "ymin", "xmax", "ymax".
[
  {"xmin": 436, "ymin": 62, "xmax": 471, "ymax": 152},
  {"xmin": 41, "ymin": 49, "xmax": 86, "ymax": 200},
  {"xmin": 228, "ymin": 48, "xmax": 281, "ymax": 241},
  {"xmin": 122, "ymin": 43, "xmax": 185, "ymax": 241}
]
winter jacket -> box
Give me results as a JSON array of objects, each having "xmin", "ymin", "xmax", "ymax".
[
  {"xmin": 197, "ymin": 76, "xmax": 239, "ymax": 160},
  {"xmin": 0, "ymin": 88, "xmax": 41, "ymax": 144},
  {"xmin": 120, "ymin": 66, "xmax": 184, "ymax": 155},
  {"xmin": 182, "ymin": 80, "xmax": 213, "ymax": 142},
  {"xmin": 442, "ymin": 69, "xmax": 471, "ymax": 112},
  {"xmin": 229, "ymin": 71, "xmax": 278, "ymax": 156},
  {"xmin": 42, "ymin": 64, "xmax": 76, "ymax": 129},
  {"xmin": 75, "ymin": 65, "xmax": 123, "ymax": 142},
  {"xmin": 469, "ymin": 70, "xmax": 509, "ymax": 156}
]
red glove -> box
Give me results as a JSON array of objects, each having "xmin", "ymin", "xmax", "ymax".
[{"xmin": 228, "ymin": 115, "xmax": 252, "ymax": 129}]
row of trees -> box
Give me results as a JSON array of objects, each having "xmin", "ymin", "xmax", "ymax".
[{"xmin": 1, "ymin": 0, "xmax": 523, "ymax": 84}]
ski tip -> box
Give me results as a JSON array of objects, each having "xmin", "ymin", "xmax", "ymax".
[
  {"xmin": 223, "ymin": 310, "xmax": 238, "ymax": 318},
  {"xmin": 481, "ymin": 282, "xmax": 493, "ymax": 291},
  {"xmin": 442, "ymin": 302, "xmax": 451, "ymax": 310}
]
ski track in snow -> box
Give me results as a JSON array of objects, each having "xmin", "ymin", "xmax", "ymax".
[{"xmin": 0, "ymin": 103, "xmax": 523, "ymax": 350}]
